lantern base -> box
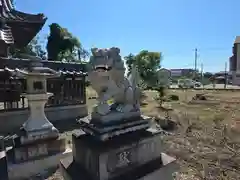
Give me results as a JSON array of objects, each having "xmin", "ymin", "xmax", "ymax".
[{"xmin": 21, "ymin": 93, "xmax": 59, "ymax": 145}]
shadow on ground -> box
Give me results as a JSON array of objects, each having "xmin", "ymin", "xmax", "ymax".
[
  {"xmin": 53, "ymin": 118, "xmax": 82, "ymax": 134},
  {"xmin": 27, "ymin": 167, "xmax": 60, "ymax": 180}
]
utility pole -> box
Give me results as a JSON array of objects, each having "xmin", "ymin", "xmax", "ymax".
[
  {"xmin": 194, "ymin": 48, "xmax": 198, "ymax": 80},
  {"xmin": 224, "ymin": 62, "xmax": 227, "ymax": 89},
  {"xmin": 200, "ymin": 63, "xmax": 204, "ymax": 89}
]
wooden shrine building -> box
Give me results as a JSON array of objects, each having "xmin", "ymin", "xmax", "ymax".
[{"xmin": 0, "ymin": 0, "xmax": 88, "ymax": 133}]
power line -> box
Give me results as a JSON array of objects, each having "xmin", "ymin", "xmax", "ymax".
[
  {"xmin": 196, "ymin": 47, "xmax": 231, "ymax": 52},
  {"xmin": 194, "ymin": 48, "xmax": 198, "ymax": 79},
  {"xmin": 164, "ymin": 47, "xmax": 230, "ymax": 58}
]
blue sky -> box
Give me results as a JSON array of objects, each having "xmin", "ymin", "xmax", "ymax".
[{"xmin": 17, "ymin": 0, "xmax": 240, "ymax": 72}]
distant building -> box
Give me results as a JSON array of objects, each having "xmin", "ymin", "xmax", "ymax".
[
  {"xmin": 229, "ymin": 36, "xmax": 240, "ymax": 85},
  {"xmin": 214, "ymin": 71, "xmax": 232, "ymax": 76},
  {"xmin": 169, "ymin": 69, "xmax": 182, "ymax": 77},
  {"xmin": 214, "ymin": 71, "xmax": 232, "ymax": 84},
  {"xmin": 169, "ymin": 68, "xmax": 195, "ymax": 77}
]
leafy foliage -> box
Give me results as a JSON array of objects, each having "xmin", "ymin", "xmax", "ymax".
[
  {"xmin": 203, "ymin": 72, "xmax": 213, "ymax": 79},
  {"xmin": 125, "ymin": 50, "xmax": 162, "ymax": 87},
  {"xmin": 124, "ymin": 53, "xmax": 135, "ymax": 76},
  {"xmin": 10, "ymin": 36, "xmax": 46, "ymax": 59},
  {"xmin": 46, "ymin": 23, "xmax": 89, "ymax": 61}
]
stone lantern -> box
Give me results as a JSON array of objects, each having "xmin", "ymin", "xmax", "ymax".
[{"xmin": 15, "ymin": 57, "xmax": 60, "ymax": 144}]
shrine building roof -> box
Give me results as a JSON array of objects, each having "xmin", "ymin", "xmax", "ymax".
[
  {"xmin": 0, "ymin": 57, "xmax": 87, "ymax": 79},
  {"xmin": 0, "ymin": 0, "xmax": 47, "ymax": 48}
]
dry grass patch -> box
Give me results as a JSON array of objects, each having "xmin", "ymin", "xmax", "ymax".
[
  {"xmin": 48, "ymin": 88, "xmax": 240, "ymax": 180},
  {"xmin": 151, "ymin": 90, "xmax": 240, "ymax": 180}
]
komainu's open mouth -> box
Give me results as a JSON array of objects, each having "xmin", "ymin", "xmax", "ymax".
[{"xmin": 94, "ymin": 65, "xmax": 112, "ymax": 71}]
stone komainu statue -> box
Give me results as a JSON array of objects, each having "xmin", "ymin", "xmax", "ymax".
[{"xmin": 87, "ymin": 47, "xmax": 140, "ymax": 123}]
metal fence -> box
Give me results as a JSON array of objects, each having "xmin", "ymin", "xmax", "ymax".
[{"xmin": 0, "ymin": 75, "xmax": 86, "ymax": 112}]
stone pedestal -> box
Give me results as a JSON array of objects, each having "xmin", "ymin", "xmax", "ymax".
[
  {"xmin": 60, "ymin": 46, "xmax": 178, "ymax": 179},
  {"xmin": 4, "ymin": 88, "xmax": 70, "ymax": 179},
  {"xmin": 14, "ymin": 59, "xmax": 60, "ymax": 144},
  {"xmin": 8, "ymin": 148, "xmax": 72, "ymax": 180},
  {"xmin": 4, "ymin": 133, "xmax": 71, "ymax": 179},
  {"xmin": 60, "ymin": 129, "xmax": 178, "ymax": 180},
  {"xmin": 78, "ymin": 115, "xmax": 151, "ymax": 141},
  {"xmin": 21, "ymin": 93, "xmax": 59, "ymax": 144},
  {"xmin": 8, "ymin": 137, "xmax": 65, "ymax": 164},
  {"xmin": 6, "ymin": 136, "xmax": 71, "ymax": 180},
  {"xmin": 3, "ymin": 58, "xmax": 72, "ymax": 179},
  {"xmin": 23, "ymin": 93, "xmax": 56, "ymax": 133}
]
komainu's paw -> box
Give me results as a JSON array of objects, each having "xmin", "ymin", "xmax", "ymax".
[
  {"xmin": 116, "ymin": 104, "xmax": 134, "ymax": 113},
  {"xmin": 96, "ymin": 103, "xmax": 111, "ymax": 115}
]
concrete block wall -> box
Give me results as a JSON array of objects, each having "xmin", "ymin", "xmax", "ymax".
[{"xmin": 0, "ymin": 104, "xmax": 88, "ymax": 134}]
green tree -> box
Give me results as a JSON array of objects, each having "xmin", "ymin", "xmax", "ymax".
[
  {"xmin": 125, "ymin": 50, "xmax": 162, "ymax": 86},
  {"xmin": 46, "ymin": 23, "xmax": 88, "ymax": 61},
  {"xmin": 30, "ymin": 36, "xmax": 47, "ymax": 59},
  {"xmin": 10, "ymin": 36, "xmax": 46, "ymax": 59},
  {"xmin": 203, "ymin": 72, "xmax": 213, "ymax": 79},
  {"xmin": 124, "ymin": 53, "xmax": 135, "ymax": 76}
]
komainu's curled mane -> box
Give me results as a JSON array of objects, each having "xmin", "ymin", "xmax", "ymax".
[{"xmin": 87, "ymin": 47, "xmax": 140, "ymax": 120}]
